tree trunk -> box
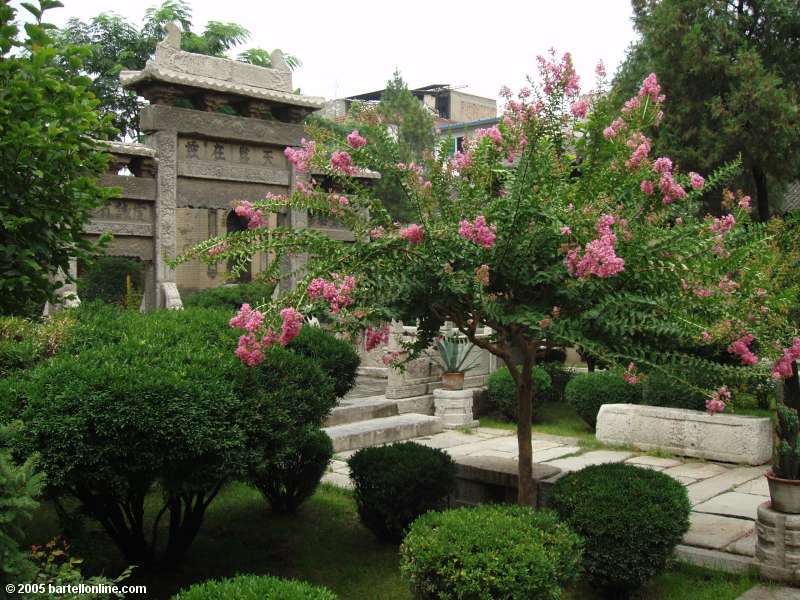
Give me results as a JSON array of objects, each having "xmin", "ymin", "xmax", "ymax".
[
  {"xmin": 784, "ymin": 361, "xmax": 800, "ymax": 412},
  {"xmin": 752, "ymin": 165, "xmax": 770, "ymax": 222},
  {"xmin": 516, "ymin": 351, "xmax": 535, "ymax": 506}
]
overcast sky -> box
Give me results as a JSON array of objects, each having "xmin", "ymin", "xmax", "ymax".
[{"xmin": 21, "ymin": 0, "xmax": 638, "ymax": 104}]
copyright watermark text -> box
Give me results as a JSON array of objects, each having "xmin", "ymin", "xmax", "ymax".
[{"xmin": 6, "ymin": 583, "xmax": 147, "ymax": 595}]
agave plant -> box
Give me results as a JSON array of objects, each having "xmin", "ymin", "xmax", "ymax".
[{"xmin": 435, "ymin": 333, "xmax": 480, "ymax": 374}]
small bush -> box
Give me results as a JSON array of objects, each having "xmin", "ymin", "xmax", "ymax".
[
  {"xmin": 400, "ymin": 505, "xmax": 582, "ymax": 600},
  {"xmin": 171, "ymin": 575, "xmax": 337, "ymax": 600},
  {"xmin": 348, "ymin": 442, "xmax": 456, "ymax": 543},
  {"xmin": 0, "ymin": 314, "xmax": 74, "ymax": 378},
  {"xmin": 250, "ymin": 426, "xmax": 333, "ymax": 514},
  {"xmin": 550, "ymin": 463, "xmax": 691, "ymax": 597},
  {"xmin": 182, "ymin": 280, "xmax": 275, "ymax": 311},
  {"xmin": 642, "ymin": 371, "xmax": 706, "ymax": 411},
  {"xmin": 79, "ymin": 256, "xmax": 143, "ymax": 306},
  {"xmin": 565, "ymin": 370, "xmax": 641, "ymax": 429},
  {"xmin": 486, "ymin": 365, "xmax": 552, "ymax": 421},
  {"xmin": 287, "ymin": 326, "xmax": 360, "ymax": 397}
]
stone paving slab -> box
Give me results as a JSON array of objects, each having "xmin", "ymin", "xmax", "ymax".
[
  {"xmin": 736, "ymin": 585, "xmax": 800, "ymax": 600},
  {"xmin": 545, "ymin": 450, "xmax": 634, "ymax": 473},
  {"xmin": 735, "ymin": 476, "xmax": 770, "ymax": 496},
  {"xmin": 533, "ymin": 445, "xmax": 581, "ymax": 463},
  {"xmin": 663, "ymin": 461, "xmax": 730, "ymax": 480},
  {"xmin": 414, "ymin": 430, "xmax": 483, "ymax": 449},
  {"xmin": 625, "ymin": 455, "xmax": 683, "ymax": 469},
  {"xmin": 694, "ymin": 492, "xmax": 767, "ymax": 520},
  {"xmin": 684, "ymin": 512, "xmax": 754, "ymax": 550},
  {"xmin": 727, "ymin": 531, "xmax": 756, "ymax": 557},
  {"xmin": 686, "ymin": 466, "xmax": 768, "ymax": 506}
]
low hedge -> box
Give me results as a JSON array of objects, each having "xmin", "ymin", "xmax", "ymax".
[
  {"xmin": 400, "ymin": 505, "xmax": 583, "ymax": 600},
  {"xmin": 79, "ymin": 255, "xmax": 143, "ymax": 307},
  {"xmin": 348, "ymin": 442, "xmax": 456, "ymax": 543},
  {"xmin": 287, "ymin": 326, "xmax": 360, "ymax": 398},
  {"xmin": 642, "ymin": 371, "xmax": 707, "ymax": 412},
  {"xmin": 182, "ymin": 280, "xmax": 276, "ymax": 311},
  {"xmin": 565, "ymin": 370, "xmax": 641, "ymax": 429},
  {"xmin": 171, "ymin": 575, "xmax": 337, "ymax": 599},
  {"xmin": 550, "ymin": 463, "xmax": 691, "ymax": 597},
  {"xmin": 486, "ymin": 366, "xmax": 552, "ymax": 421}
]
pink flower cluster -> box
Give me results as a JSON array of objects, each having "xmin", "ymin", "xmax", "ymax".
[
  {"xmin": 346, "ymin": 130, "xmax": 367, "ymax": 149},
  {"xmin": 718, "ymin": 275, "xmax": 739, "ymax": 296},
  {"xmin": 623, "ymin": 362, "xmax": 639, "ymax": 385},
  {"xmin": 603, "ymin": 117, "xmax": 627, "ymax": 139},
  {"xmin": 728, "ymin": 334, "xmax": 758, "ymax": 366},
  {"xmin": 365, "ymin": 324, "xmax": 390, "ymax": 352},
  {"xmin": 706, "ymin": 386, "xmax": 730, "ymax": 415},
  {"xmin": 625, "ymin": 133, "xmax": 651, "ymax": 169},
  {"xmin": 234, "ymin": 201, "xmax": 268, "ymax": 229},
  {"xmin": 230, "ymin": 303, "xmax": 304, "ymax": 366},
  {"xmin": 638, "ymin": 73, "xmax": 665, "ymax": 104},
  {"xmin": 710, "ymin": 214, "xmax": 736, "ymax": 235},
  {"xmin": 536, "ymin": 48, "xmax": 580, "ymax": 97},
  {"xmin": 207, "ymin": 241, "xmax": 226, "ymax": 256},
  {"xmin": 566, "ymin": 214, "xmax": 625, "ymax": 278},
  {"xmin": 452, "ymin": 150, "xmax": 472, "ymax": 171},
  {"xmin": 284, "ymin": 138, "xmax": 316, "ymax": 173},
  {"xmin": 772, "ymin": 339, "xmax": 800, "ymax": 379},
  {"xmin": 476, "ymin": 126, "xmax": 503, "ymax": 145},
  {"xmin": 331, "ymin": 150, "xmax": 358, "ymax": 175},
  {"xmin": 652, "ymin": 157, "xmax": 686, "ymax": 205},
  {"xmin": 459, "ymin": 215, "xmax": 497, "ymax": 249},
  {"xmin": 399, "ymin": 223, "xmax": 425, "ymax": 245},
  {"xmin": 689, "ymin": 172, "xmax": 705, "ymax": 190},
  {"xmin": 308, "ymin": 273, "xmax": 356, "ymax": 313},
  {"xmin": 570, "ymin": 98, "xmax": 590, "ymax": 119}
]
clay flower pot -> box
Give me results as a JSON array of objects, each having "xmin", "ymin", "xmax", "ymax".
[
  {"xmin": 441, "ymin": 372, "xmax": 465, "ymax": 390},
  {"xmin": 766, "ymin": 470, "xmax": 800, "ymax": 514}
]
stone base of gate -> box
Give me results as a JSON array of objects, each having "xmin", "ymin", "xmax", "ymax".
[{"xmin": 755, "ymin": 501, "xmax": 800, "ymax": 584}]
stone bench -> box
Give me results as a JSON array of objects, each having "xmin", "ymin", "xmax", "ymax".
[
  {"xmin": 450, "ymin": 455, "xmax": 561, "ymax": 508},
  {"xmin": 596, "ymin": 403, "xmax": 772, "ymax": 466}
]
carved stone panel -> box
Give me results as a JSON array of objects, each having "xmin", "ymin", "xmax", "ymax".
[
  {"xmin": 177, "ymin": 137, "xmax": 290, "ymax": 186},
  {"xmin": 91, "ymin": 199, "xmax": 154, "ymax": 225}
]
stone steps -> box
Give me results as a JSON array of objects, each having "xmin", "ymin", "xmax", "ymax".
[
  {"xmin": 322, "ymin": 413, "xmax": 443, "ymax": 453},
  {"xmin": 324, "ymin": 396, "xmax": 399, "ymax": 427}
]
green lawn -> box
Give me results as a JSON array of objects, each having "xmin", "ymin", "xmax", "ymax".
[
  {"xmin": 481, "ymin": 401, "xmax": 597, "ymax": 445},
  {"xmin": 25, "ymin": 483, "xmax": 760, "ymax": 600}
]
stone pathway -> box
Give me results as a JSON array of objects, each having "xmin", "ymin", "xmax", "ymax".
[
  {"xmin": 322, "ymin": 425, "xmax": 775, "ymax": 570},
  {"xmin": 737, "ymin": 585, "xmax": 800, "ymax": 599}
]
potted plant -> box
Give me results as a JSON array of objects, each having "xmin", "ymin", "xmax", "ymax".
[
  {"xmin": 434, "ymin": 333, "xmax": 480, "ymax": 390},
  {"xmin": 766, "ymin": 403, "xmax": 800, "ymax": 513}
]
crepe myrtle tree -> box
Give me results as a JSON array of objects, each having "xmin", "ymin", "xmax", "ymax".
[{"xmin": 178, "ymin": 51, "xmax": 800, "ymax": 505}]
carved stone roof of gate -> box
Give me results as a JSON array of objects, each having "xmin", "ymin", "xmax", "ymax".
[
  {"xmin": 120, "ymin": 23, "xmax": 324, "ymax": 110},
  {"xmin": 103, "ymin": 141, "xmax": 158, "ymax": 158}
]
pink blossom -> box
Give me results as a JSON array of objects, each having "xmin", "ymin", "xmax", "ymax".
[
  {"xmin": 728, "ymin": 334, "xmax": 758, "ymax": 366},
  {"xmin": 346, "ymin": 130, "xmax": 367, "ymax": 149},
  {"xmin": 640, "ymin": 180, "xmax": 654, "ymax": 196},
  {"xmin": 638, "ymin": 73, "xmax": 664, "ymax": 103},
  {"xmin": 706, "ymin": 386, "xmax": 730, "ymax": 415},
  {"xmin": 621, "ymin": 95, "xmax": 641, "ymax": 115},
  {"xmin": 603, "ymin": 117, "xmax": 627, "ymax": 139},
  {"xmin": 207, "ymin": 242, "xmax": 226, "ymax": 256},
  {"xmin": 459, "ymin": 215, "xmax": 497, "ymax": 249},
  {"xmin": 623, "ymin": 362, "xmax": 639, "ymax": 385},
  {"xmin": 235, "ymin": 334, "xmax": 265, "ymax": 367},
  {"xmin": 365, "ymin": 324, "xmax": 390, "ymax": 352},
  {"xmin": 702, "ymin": 331, "xmax": 712, "ymax": 342},
  {"xmin": 690, "ymin": 172, "xmax": 705, "ymax": 190},
  {"xmin": 718, "ymin": 275, "xmax": 738, "ymax": 296},
  {"xmin": 710, "ymin": 214, "xmax": 736, "ymax": 235},
  {"xmin": 595, "ymin": 60, "xmax": 606, "ymax": 78},
  {"xmin": 278, "ymin": 307, "xmax": 303, "ymax": 346},
  {"xmin": 625, "ymin": 133, "xmax": 651, "ymax": 169},
  {"xmin": 476, "ymin": 126, "xmax": 503, "ymax": 145},
  {"xmin": 652, "ymin": 157, "xmax": 673, "ymax": 174},
  {"xmin": 308, "ymin": 273, "xmax": 356, "ymax": 313},
  {"xmin": 369, "ymin": 226, "xmax": 385, "ymax": 239},
  {"xmin": 560, "ymin": 226, "xmax": 572, "ymax": 235},
  {"xmin": 399, "ymin": 224, "xmax": 425, "ymax": 245},
  {"xmin": 382, "ymin": 351, "xmax": 402, "ymax": 366},
  {"xmin": 566, "ymin": 214, "xmax": 625, "ymax": 278},
  {"xmin": 536, "ymin": 49, "xmax": 580, "ymax": 97},
  {"xmin": 772, "ymin": 339, "xmax": 800, "ymax": 379},
  {"xmin": 452, "ymin": 150, "xmax": 472, "ymax": 171},
  {"xmin": 330, "ymin": 150, "xmax": 358, "ymax": 175},
  {"xmin": 234, "ymin": 200, "xmax": 268, "ymax": 229},
  {"xmin": 284, "ymin": 138, "xmax": 316, "ymax": 173},
  {"xmin": 570, "ymin": 98, "xmax": 590, "ymax": 119},
  {"xmin": 229, "ymin": 304, "xmax": 264, "ymax": 334},
  {"xmin": 694, "ymin": 288, "xmax": 712, "ymax": 298}
]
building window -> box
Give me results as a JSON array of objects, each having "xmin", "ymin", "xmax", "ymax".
[{"xmin": 456, "ymin": 136, "xmax": 464, "ymax": 153}]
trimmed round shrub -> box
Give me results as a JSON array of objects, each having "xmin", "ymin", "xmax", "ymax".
[
  {"xmin": 287, "ymin": 326, "xmax": 360, "ymax": 397},
  {"xmin": 9, "ymin": 307, "xmax": 337, "ymax": 569},
  {"xmin": 182, "ymin": 280, "xmax": 275, "ymax": 311},
  {"xmin": 171, "ymin": 575, "xmax": 337, "ymax": 600},
  {"xmin": 79, "ymin": 255, "xmax": 143, "ymax": 306},
  {"xmin": 486, "ymin": 365, "xmax": 552, "ymax": 421},
  {"xmin": 550, "ymin": 463, "xmax": 691, "ymax": 596},
  {"xmin": 400, "ymin": 505, "xmax": 583, "ymax": 600},
  {"xmin": 348, "ymin": 442, "xmax": 456, "ymax": 543},
  {"xmin": 565, "ymin": 370, "xmax": 641, "ymax": 429},
  {"xmin": 250, "ymin": 425, "xmax": 333, "ymax": 514},
  {"xmin": 642, "ymin": 371, "xmax": 706, "ymax": 411}
]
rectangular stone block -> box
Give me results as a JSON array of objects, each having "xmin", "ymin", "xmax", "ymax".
[{"xmin": 596, "ymin": 403, "xmax": 772, "ymax": 465}]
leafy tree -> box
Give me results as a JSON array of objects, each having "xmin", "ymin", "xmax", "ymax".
[
  {"xmin": 0, "ymin": 0, "xmax": 116, "ymax": 317},
  {"xmin": 614, "ymin": 0, "xmax": 800, "ymax": 222},
  {"xmin": 378, "ymin": 71, "xmax": 436, "ymax": 165},
  {"xmin": 181, "ymin": 51, "xmax": 800, "ymax": 505},
  {"xmin": 56, "ymin": 0, "xmax": 301, "ymax": 140}
]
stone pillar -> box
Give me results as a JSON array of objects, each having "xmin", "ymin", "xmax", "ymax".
[
  {"xmin": 755, "ymin": 501, "xmax": 800, "ymax": 584},
  {"xmin": 434, "ymin": 388, "xmax": 479, "ymax": 429},
  {"xmin": 278, "ymin": 165, "xmax": 308, "ymax": 293},
  {"xmin": 150, "ymin": 131, "xmax": 182, "ymax": 309}
]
